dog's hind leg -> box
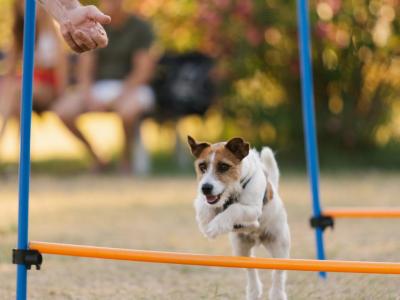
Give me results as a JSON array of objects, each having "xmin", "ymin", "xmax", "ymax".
[
  {"xmin": 230, "ymin": 233, "xmax": 262, "ymax": 300},
  {"xmin": 262, "ymin": 229, "xmax": 290, "ymax": 300}
]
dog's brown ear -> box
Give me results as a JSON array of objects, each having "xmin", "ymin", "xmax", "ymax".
[
  {"xmin": 187, "ymin": 136, "xmax": 210, "ymax": 158},
  {"xmin": 225, "ymin": 137, "xmax": 250, "ymax": 161}
]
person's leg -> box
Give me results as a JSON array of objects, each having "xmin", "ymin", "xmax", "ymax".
[
  {"xmin": 53, "ymin": 91, "xmax": 106, "ymax": 170},
  {"xmin": 115, "ymin": 86, "xmax": 154, "ymax": 173},
  {"xmin": 33, "ymin": 82, "xmax": 56, "ymax": 111},
  {"xmin": 0, "ymin": 79, "xmax": 20, "ymax": 144},
  {"xmin": 0, "ymin": 79, "xmax": 20, "ymax": 171},
  {"xmin": 116, "ymin": 100, "xmax": 142, "ymax": 172},
  {"xmin": 0, "ymin": 109, "xmax": 9, "ymax": 145}
]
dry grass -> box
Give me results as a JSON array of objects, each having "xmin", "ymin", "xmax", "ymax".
[{"xmin": 1, "ymin": 172, "xmax": 400, "ymax": 299}]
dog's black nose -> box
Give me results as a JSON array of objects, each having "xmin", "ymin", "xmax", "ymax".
[{"xmin": 201, "ymin": 183, "xmax": 213, "ymax": 195}]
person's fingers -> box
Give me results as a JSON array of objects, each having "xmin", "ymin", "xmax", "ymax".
[
  {"xmin": 69, "ymin": 33, "xmax": 85, "ymax": 53},
  {"xmin": 73, "ymin": 30, "xmax": 96, "ymax": 50},
  {"xmin": 90, "ymin": 24, "xmax": 108, "ymax": 48},
  {"xmin": 62, "ymin": 6, "xmax": 110, "ymax": 52},
  {"xmin": 61, "ymin": 22, "xmax": 84, "ymax": 53},
  {"xmin": 86, "ymin": 5, "xmax": 111, "ymax": 25}
]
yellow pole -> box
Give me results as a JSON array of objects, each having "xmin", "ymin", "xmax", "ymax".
[
  {"xmin": 29, "ymin": 241, "xmax": 400, "ymax": 275},
  {"xmin": 324, "ymin": 208, "xmax": 400, "ymax": 218}
]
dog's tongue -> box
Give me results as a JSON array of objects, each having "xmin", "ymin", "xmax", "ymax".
[{"xmin": 206, "ymin": 195, "xmax": 218, "ymax": 203}]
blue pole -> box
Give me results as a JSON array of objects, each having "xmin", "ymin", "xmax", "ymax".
[
  {"xmin": 296, "ymin": 0, "xmax": 327, "ymax": 278},
  {"xmin": 16, "ymin": 0, "xmax": 37, "ymax": 299}
]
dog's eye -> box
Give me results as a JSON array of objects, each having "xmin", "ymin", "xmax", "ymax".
[
  {"xmin": 198, "ymin": 162, "xmax": 207, "ymax": 173},
  {"xmin": 218, "ymin": 163, "xmax": 231, "ymax": 173}
]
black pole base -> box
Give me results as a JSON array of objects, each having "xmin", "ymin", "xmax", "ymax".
[{"xmin": 12, "ymin": 249, "xmax": 43, "ymax": 270}]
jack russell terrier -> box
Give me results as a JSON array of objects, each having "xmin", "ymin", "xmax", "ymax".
[{"xmin": 188, "ymin": 136, "xmax": 290, "ymax": 300}]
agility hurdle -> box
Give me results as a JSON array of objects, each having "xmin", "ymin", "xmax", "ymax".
[
  {"xmin": 12, "ymin": 0, "xmax": 400, "ymax": 299},
  {"xmin": 324, "ymin": 208, "xmax": 400, "ymax": 219},
  {"xmin": 28, "ymin": 241, "xmax": 400, "ymax": 275},
  {"xmin": 15, "ymin": 0, "xmax": 36, "ymax": 299},
  {"xmin": 296, "ymin": 0, "xmax": 400, "ymax": 279}
]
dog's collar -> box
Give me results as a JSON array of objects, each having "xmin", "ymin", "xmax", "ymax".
[
  {"xmin": 222, "ymin": 194, "xmax": 238, "ymax": 211},
  {"xmin": 240, "ymin": 175, "xmax": 253, "ymax": 189},
  {"xmin": 222, "ymin": 176, "xmax": 269, "ymax": 212},
  {"xmin": 222, "ymin": 175, "xmax": 253, "ymax": 211},
  {"xmin": 223, "ymin": 191, "xmax": 268, "ymax": 212}
]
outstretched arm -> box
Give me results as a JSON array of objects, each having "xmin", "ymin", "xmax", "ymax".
[{"xmin": 38, "ymin": 0, "xmax": 111, "ymax": 53}]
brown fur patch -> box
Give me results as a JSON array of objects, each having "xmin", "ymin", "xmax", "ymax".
[
  {"xmin": 187, "ymin": 136, "xmax": 210, "ymax": 158},
  {"xmin": 267, "ymin": 181, "xmax": 274, "ymax": 201},
  {"xmin": 225, "ymin": 137, "xmax": 250, "ymax": 161},
  {"xmin": 194, "ymin": 146, "xmax": 213, "ymax": 179},
  {"xmin": 214, "ymin": 145, "xmax": 241, "ymax": 184},
  {"xmin": 194, "ymin": 143, "xmax": 242, "ymax": 183}
]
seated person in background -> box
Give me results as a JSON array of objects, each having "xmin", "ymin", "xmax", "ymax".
[
  {"xmin": 54, "ymin": 0, "xmax": 156, "ymax": 173},
  {"xmin": 0, "ymin": 3, "xmax": 67, "ymax": 145}
]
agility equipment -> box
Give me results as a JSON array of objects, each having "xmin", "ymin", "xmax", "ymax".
[
  {"xmin": 24, "ymin": 241, "xmax": 400, "ymax": 274},
  {"xmin": 296, "ymin": 0, "xmax": 400, "ymax": 279},
  {"xmin": 13, "ymin": 0, "xmax": 400, "ymax": 299}
]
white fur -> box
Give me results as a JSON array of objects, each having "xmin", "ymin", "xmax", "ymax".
[
  {"xmin": 198, "ymin": 151, "xmax": 226, "ymax": 198},
  {"xmin": 194, "ymin": 147, "xmax": 291, "ymax": 300}
]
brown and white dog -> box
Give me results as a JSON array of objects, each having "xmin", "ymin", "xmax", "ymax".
[{"xmin": 188, "ymin": 136, "xmax": 290, "ymax": 300}]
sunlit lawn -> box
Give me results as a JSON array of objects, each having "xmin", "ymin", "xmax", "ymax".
[{"xmin": 1, "ymin": 172, "xmax": 399, "ymax": 299}]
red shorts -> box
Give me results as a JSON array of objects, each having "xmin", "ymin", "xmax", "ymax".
[{"xmin": 33, "ymin": 68, "xmax": 57, "ymax": 88}]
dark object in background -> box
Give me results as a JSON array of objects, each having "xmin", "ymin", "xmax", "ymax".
[{"xmin": 151, "ymin": 52, "xmax": 215, "ymax": 119}]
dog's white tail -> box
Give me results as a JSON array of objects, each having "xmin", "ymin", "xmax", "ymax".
[{"xmin": 260, "ymin": 147, "xmax": 280, "ymax": 190}]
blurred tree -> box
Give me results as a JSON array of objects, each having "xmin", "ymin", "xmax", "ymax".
[
  {"xmin": 311, "ymin": 0, "xmax": 400, "ymax": 149},
  {"xmin": 193, "ymin": 0, "xmax": 400, "ymax": 150},
  {"xmin": 1, "ymin": 0, "xmax": 399, "ymax": 151},
  {"xmin": 0, "ymin": 0, "xmax": 14, "ymax": 52}
]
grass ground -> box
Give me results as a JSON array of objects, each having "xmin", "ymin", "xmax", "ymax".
[{"xmin": 1, "ymin": 172, "xmax": 400, "ymax": 299}]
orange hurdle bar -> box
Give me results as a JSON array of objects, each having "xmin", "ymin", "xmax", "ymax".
[
  {"xmin": 324, "ymin": 208, "xmax": 400, "ymax": 218},
  {"xmin": 30, "ymin": 241, "xmax": 400, "ymax": 275}
]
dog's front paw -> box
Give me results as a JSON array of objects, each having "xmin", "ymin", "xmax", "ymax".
[
  {"xmin": 205, "ymin": 223, "xmax": 222, "ymax": 239},
  {"xmin": 205, "ymin": 219, "xmax": 229, "ymax": 239}
]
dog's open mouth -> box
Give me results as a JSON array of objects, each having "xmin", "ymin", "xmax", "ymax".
[{"xmin": 206, "ymin": 194, "xmax": 222, "ymax": 204}]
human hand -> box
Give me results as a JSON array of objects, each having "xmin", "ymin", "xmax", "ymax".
[{"xmin": 61, "ymin": 5, "xmax": 111, "ymax": 53}]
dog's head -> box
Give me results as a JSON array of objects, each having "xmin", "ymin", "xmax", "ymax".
[{"xmin": 187, "ymin": 136, "xmax": 250, "ymax": 207}]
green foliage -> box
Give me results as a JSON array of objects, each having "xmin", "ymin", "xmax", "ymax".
[
  {"xmin": 0, "ymin": 0, "xmax": 14, "ymax": 50},
  {"xmin": 1, "ymin": 0, "xmax": 399, "ymax": 154},
  {"xmin": 134, "ymin": 0, "xmax": 400, "ymax": 151}
]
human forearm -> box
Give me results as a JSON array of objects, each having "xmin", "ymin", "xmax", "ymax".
[
  {"xmin": 4, "ymin": 47, "xmax": 18, "ymax": 77},
  {"xmin": 37, "ymin": 0, "xmax": 79, "ymax": 24},
  {"xmin": 56, "ymin": 61, "xmax": 68, "ymax": 94},
  {"xmin": 123, "ymin": 70, "xmax": 151, "ymax": 90},
  {"xmin": 122, "ymin": 51, "xmax": 156, "ymax": 91},
  {"xmin": 77, "ymin": 53, "xmax": 94, "ymax": 92}
]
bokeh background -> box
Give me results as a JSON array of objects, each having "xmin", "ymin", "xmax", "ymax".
[
  {"xmin": 0, "ymin": 0, "xmax": 399, "ymax": 172},
  {"xmin": 0, "ymin": 1, "xmax": 400, "ymax": 299}
]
